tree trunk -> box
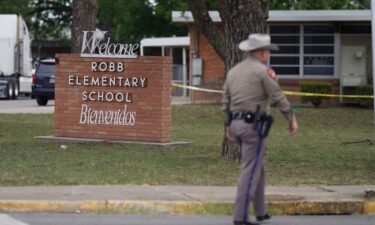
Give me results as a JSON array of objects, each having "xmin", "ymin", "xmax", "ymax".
[
  {"xmin": 217, "ymin": 0, "xmax": 269, "ymax": 72},
  {"xmin": 71, "ymin": 0, "xmax": 98, "ymax": 53},
  {"xmin": 218, "ymin": 0, "xmax": 269, "ymax": 161},
  {"xmin": 186, "ymin": 0, "xmax": 269, "ymax": 161}
]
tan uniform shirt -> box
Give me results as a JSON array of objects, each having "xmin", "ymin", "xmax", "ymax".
[{"xmin": 222, "ymin": 56, "xmax": 293, "ymax": 126}]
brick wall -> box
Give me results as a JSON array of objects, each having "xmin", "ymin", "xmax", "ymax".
[
  {"xmin": 54, "ymin": 54, "xmax": 172, "ymax": 143},
  {"xmin": 197, "ymin": 29, "xmax": 225, "ymax": 83},
  {"xmin": 188, "ymin": 26, "xmax": 225, "ymax": 103}
]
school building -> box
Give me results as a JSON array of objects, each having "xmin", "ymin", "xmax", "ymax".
[{"xmin": 143, "ymin": 10, "xmax": 373, "ymax": 104}]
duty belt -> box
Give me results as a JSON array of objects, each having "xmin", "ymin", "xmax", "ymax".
[
  {"xmin": 232, "ymin": 106, "xmax": 273, "ymax": 138},
  {"xmin": 231, "ymin": 111, "xmax": 255, "ymax": 123}
]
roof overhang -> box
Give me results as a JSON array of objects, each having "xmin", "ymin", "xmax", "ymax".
[
  {"xmin": 172, "ymin": 10, "xmax": 371, "ymax": 23},
  {"xmin": 140, "ymin": 37, "xmax": 189, "ymax": 47}
]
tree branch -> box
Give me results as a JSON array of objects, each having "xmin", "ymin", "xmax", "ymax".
[{"xmin": 186, "ymin": 0, "xmax": 225, "ymax": 61}]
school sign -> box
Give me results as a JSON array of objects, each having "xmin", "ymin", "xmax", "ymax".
[{"xmin": 54, "ymin": 30, "xmax": 172, "ymax": 143}]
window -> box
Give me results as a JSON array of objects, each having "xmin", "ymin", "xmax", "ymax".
[
  {"xmin": 143, "ymin": 47, "xmax": 162, "ymax": 56},
  {"xmin": 272, "ymin": 67, "xmax": 300, "ymax": 75},
  {"xmin": 270, "ymin": 25, "xmax": 300, "ymax": 34},
  {"xmin": 271, "ymin": 36, "xmax": 299, "ymax": 44},
  {"xmin": 304, "ymin": 46, "xmax": 334, "ymax": 54},
  {"xmin": 303, "ymin": 25, "xmax": 334, "ymax": 76},
  {"xmin": 270, "ymin": 24, "xmax": 336, "ymax": 77},
  {"xmin": 303, "ymin": 67, "xmax": 334, "ymax": 75},
  {"xmin": 304, "ymin": 56, "xmax": 334, "ymax": 66},
  {"xmin": 304, "ymin": 36, "xmax": 334, "ymax": 44},
  {"xmin": 270, "ymin": 25, "xmax": 300, "ymax": 76},
  {"xmin": 37, "ymin": 63, "xmax": 55, "ymax": 74},
  {"xmin": 304, "ymin": 25, "xmax": 334, "ymax": 34},
  {"xmin": 271, "ymin": 56, "xmax": 299, "ymax": 65},
  {"xmin": 341, "ymin": 25, "xmax": 371, "ymax": 34}
]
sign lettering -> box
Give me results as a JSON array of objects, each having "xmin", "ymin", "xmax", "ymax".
[
  {"xmin": 80, "ymin": 30, "xmax": 139, "ymax": 58},
  {"xmin": 68, "ymin": 61, "xmax": 147, "ymax": 126}
]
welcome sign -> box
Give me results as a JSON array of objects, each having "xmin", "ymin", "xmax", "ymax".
[
  {"xmin": 54, "ymin": 31, "xmax": 172, "ymax": 143},
  {"xmin": 80, "ymin": 30, "xmax": 139, "ymax": 58}
]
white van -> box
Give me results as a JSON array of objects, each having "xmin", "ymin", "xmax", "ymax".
[{"xmin": 0, "ymin": 14, "xmax": 33, "ymax": 99}]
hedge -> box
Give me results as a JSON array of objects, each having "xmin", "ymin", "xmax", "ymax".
[
  {"xmin": 355, "ymin": 85, "xmax": 373, "ymax": 108},
  {"xmin": 300, "ymin": 81, "xmax": 333, "ymax": 107}
]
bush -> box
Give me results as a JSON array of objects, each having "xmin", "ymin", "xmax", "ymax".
[
  {"xmin": 300, "ymin": 82, "xmax": 333, "ymax": 107},
  {"xmin": 355, "ymin": 85, "xmax": 373, "ymax": 108}
]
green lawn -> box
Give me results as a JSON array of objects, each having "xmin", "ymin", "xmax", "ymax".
[{"xmin": 0, "ymin": 105, "xmax": 374, "ymax": 186}]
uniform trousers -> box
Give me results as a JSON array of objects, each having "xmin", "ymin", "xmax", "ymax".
[{"xmin": 230, "ymin": 119, "xmax": 266, "ymax": 222}]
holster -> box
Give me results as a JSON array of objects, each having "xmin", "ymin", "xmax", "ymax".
[
  {"xmin": 257, "ymin": 114, "xmax": 273, "ymax": 138},
  {"xmin": 251, "ymin": 106, "xmax": 273, "ymax": 138},
  {"xmin": 232, "ymin": 107, "xmax": 274, "ymax": 138}
]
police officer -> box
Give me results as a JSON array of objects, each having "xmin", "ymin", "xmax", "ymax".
[{"xmin": 222, "ymin": 34, "xmax": 298, "ymax": 225}]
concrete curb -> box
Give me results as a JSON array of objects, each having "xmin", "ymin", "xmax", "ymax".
[{"xmin": 0, "ymin": 200, "xmax": 374, "ymax": 215}]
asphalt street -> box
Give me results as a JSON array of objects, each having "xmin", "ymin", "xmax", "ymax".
[
  {"xmin": 1, "ymin": 214, "xmax": 374, "ymax": 225},
  {"xmin": 0, "ymin": 98, "xmax": 54, "ymax": 113}
]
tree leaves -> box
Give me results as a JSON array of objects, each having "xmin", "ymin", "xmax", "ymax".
[
  {"xmin": 98, "ymin": 0, "xmax": 189, "ymax": 44},
  {"xmin": 29, "ymin": 0, "xmax": 72, "ymax": 41}
]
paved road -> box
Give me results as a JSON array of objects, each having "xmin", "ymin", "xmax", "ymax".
[
  {"xmin": 0, "ymin": 98, "xmax": 54, "ymax": 113},
  {"xmin": 2, "ymin": 214, "xmax": 374, "ymax": 225}
]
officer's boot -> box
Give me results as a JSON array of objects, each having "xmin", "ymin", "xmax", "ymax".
[{"xmin": 256, "ymin": 212, "xmax": 272, "ymax": 221}]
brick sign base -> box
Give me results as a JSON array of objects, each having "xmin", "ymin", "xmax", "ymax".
[{"xmin": 54, "ymin": 54, "xmax": 172, "ymax": 143}]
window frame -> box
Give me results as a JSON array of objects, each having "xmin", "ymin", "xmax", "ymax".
[
  {"xmin": 303, "ymin": 25, "xmax": 335, "ymax": 76},
  {"xmin": 268, "ymin": 23, "xmax": 340, "ymax": 79},
  {"xmin": 269, "ymin": 24, "xmax": 301, "ymax": 77}
]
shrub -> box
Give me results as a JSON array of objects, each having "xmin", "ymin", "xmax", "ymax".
[
  {"xmin": 355, "ymin": 85, "xmax": 373, "ymax": 108},
  {"xmin": 300, "ymin": 82, "xmax": 333, "ymax": 107}
]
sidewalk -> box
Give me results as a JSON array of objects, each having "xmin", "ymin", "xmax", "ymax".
[{"xmin": 0, "ymin": 185, "xmax": 374, "ymax": 215}]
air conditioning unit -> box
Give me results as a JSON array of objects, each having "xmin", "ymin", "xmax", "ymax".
[{"xmin": 341, "ymin": 46, "xmax": 367, "ymax": 87}]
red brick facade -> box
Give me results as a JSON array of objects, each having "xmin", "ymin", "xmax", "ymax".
[
  {"xmin": 188, "ymin": 26, "xmax": 225, "ymax": 103},
  {"xmin": 54, "ymin": 54, "xmax": 172, "ymax": 143},
  {"xmin": 188, "ymin": 26, "xmax": 340, "ymax": 104}
]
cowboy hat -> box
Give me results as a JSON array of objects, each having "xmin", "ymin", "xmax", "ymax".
[{"xmin": 239, "ymin": 33, "xmax": 279, "ymax": 52}]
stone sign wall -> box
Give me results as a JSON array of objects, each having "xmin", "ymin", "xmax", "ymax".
[{"xmin": 54, "ymin": 54, "xmax": 172, "ymax": 143}]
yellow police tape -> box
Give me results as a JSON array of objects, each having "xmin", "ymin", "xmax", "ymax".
[{"xmin": 172, "ymin": 83, "xmax": 374, "ymax": 99}]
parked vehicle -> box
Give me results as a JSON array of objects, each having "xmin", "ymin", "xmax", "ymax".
[
  {"xmin": 32, "ymin": 58, "xmax": 55, "ymax": 106},
  {"xmin": 0, "ymin": 14, "xmax": 33, "ymax": 99}
]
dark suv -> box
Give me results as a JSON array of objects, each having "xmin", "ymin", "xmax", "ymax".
[{"xmin": 32, "ymin": 58, "xmax": 55, "ymax": 106}]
